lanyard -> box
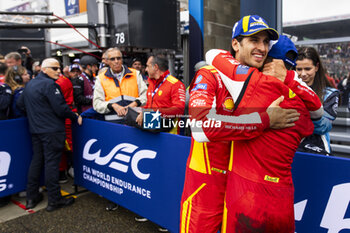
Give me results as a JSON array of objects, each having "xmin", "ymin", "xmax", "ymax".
[
  {"xmin": 81, "ymin": 73, "xmax": 95, "ymax": 88},
  {"xmin": 151, "ymin": 74, "xmax": 169, "ymax": 98}
]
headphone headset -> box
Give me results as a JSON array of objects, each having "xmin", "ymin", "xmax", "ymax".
[{"xmin": 12, "ymin": 66, "xmax": 23, "ymax": 84}]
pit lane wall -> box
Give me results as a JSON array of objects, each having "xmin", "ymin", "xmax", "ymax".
[{"xmin": 1, "ymin": 118, "xmax": 350, "ymax": 233}]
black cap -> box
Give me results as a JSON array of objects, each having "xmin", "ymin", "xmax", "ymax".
[{"xmin": 80, "ymin": 55, "xmax": 99, "ymax": 66}]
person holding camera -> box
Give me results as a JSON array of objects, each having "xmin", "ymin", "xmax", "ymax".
[
  {"xmin": 5, "ymin": 47, "xmax": 34, "ymax": 78},
  {"xmin": 18, "ymin": 46, "xmax": 34, "ymax": 77}
]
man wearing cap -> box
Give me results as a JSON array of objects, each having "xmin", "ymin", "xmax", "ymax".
[
  {"xmin": 72, "ymin": 56, "xmax": 98, "ymax": 113},
  {"xmin": 180, "ymin": 15, "xmax": 315, "ymax": 233},
  {"xmin": 72, "ymin": 58, "xmax": 80, "ymax": 64},
  {"xmin": 68, "ymin": 63, "xmax": 82, "ymax": 80},
  {"xmin": 265, "ymin": 35, "xmax": 298, "ymax": 70},
  {"xmin": 201, "ymin": 16, "xmax": 322, "ymax": 232}
]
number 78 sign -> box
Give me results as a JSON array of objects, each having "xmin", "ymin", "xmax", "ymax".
[{"xmin": 115, "ymin": 32, "xmax": 127, "ymax": 45}]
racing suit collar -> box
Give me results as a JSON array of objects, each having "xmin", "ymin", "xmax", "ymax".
[
  {"xmin": 151, "ymin": 70, "xmax": 170, "ymax": 87},
  {"xmin": 105, "ymin": 65, "xmax": 133, "ymax": 79}
]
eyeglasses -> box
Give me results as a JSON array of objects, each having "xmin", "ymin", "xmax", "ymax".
[
  {"xmin": 109, "ymin": 56, "xmax": 122, "ymax": 61},
  {"xmin": 47, "ymin": 67, "xmax": 61, "ymax": 71}
]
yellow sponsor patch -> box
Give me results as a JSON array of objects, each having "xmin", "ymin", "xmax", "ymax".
[
  {"xmin": 223, "ymin": 98, "xmax": 234, "ymax": 112},
  {"xmin": 289, "ymin": 89, "xmax": 296, "ymax": 98},
  {"xmin": 167, "ymin": 76, "xmax": 178, "ymax": 84},
  {"xmin": 158, "ymin": 90, "xmax": 162, "ymax": 96},
  {"xmin": 264, "ymin": 175, "xmax": 279, "ymax": 183},
  {"xmin": 211, "ymin": 167, "xmax": 227, "ymax": 174}
]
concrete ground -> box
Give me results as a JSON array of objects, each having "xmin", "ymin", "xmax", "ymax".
[{"xmin": 0, "ymin": 177, "xmax": 165, "ymax": 233}]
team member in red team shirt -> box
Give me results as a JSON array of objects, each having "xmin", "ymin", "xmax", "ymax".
[
  {"xmin": 179, "ymin": 15, "xmax": 322, "ymax": 233},
  {"xmin": 136, "ymin": 54, "xmax": 186, "ymax": 134},
  {"xmin": 56, "ymin": 73, "xmax": 77, "ymax": 183},
  {"xmin": 202, "ymin": 16, "xmax": 322, "ymax": 232}
]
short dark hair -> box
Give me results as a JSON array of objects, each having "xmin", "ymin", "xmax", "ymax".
[
  {"xmin": 230, "ymin": 36, "xmax": 244, "ymax": 58},
  {"xmin": 130, "ymin": 57, "xmax": 142, "ymax": 67},
  {"xmin": 149, "ymin": 53, "xmax": 168, "ymax": 72}
]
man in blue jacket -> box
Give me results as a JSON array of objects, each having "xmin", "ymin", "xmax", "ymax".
[{"xmin": 17, "ymin": 58, "xmax": 82, "ymax": 212}]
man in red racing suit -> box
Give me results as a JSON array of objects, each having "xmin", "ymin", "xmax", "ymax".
[
  {"xmin": 207, "ymin": 49, "xmax": 322, "ymax": 232},
  {"xmin": 180, "ymin": 15, "xmax": 322, "ymax": 233}
]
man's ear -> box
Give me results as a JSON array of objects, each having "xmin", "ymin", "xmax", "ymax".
[
  {"xmin": 232, "ymin": 39, "xmax": 240, "ymax": 53},
  {"xmin": 154, "ymin": 63, "xmax": 159, "ymax": 71}
]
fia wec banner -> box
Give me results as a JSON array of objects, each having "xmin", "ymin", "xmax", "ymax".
[
  {"xmin": 2, "ymin": 118, "xmax": 350, "ymax": 232},
  {"xmin": 72, "ymin": 119, "xmax": 191, "ymax": 232},
  {"xmin": 292, "ymin": 152, "xmax": 350, "ymax": 233},
  {"xmin": 0, "ymin": 118, "xmax": 32, "ymax": 197}
]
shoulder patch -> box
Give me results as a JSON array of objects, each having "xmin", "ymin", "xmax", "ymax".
[
  {"xmin": 78, "ymin": 76, "xmax": 84, "ymax": 81},
  {"xmin": 201, "ymin": 65, "xmax": 218, "ymax": 73},
  {"xmin": 167, "ymin": 76, "xmax": 178, "ymax": 84},
  {"xmin": 6, "ymin": 88, "xmax": 12, "ymax": 94},
  {"xmin": 236, "ymin": 65, "xmax": 249, "ymax": 75}
]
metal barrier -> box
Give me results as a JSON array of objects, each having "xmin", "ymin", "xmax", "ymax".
[
  {"xmin": 2, "ymin": 118, "xmax": 350, "ymax": 232},
  {"xmin": 330, "ymin": 106, "xmax": 350, "ymax": 157}
]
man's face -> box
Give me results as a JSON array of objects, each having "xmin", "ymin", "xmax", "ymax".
[
  {"xmin": 91, "ymin": 64, "xmax": 99, "ymax": 74},
  {"xmin": 132, "ymin": 61, "xmax": 142, "ymax": 71},
  {"xmin": 232, "ymin": 31, "xmax": 270, "ymax": 69},
  {"xmin": 145, "ymin": 57, "xmax": 157, "ymax": 79},
  {"xmin": 43, "ymin": 61, "xmax": 61, "ymax": 80},
  {"xmin": 6, "ymin": 58, "xmax": 21, "ymax": 67},
  {"xmin": 69, "ymin": 69, "xmax": 81, "ymax": 79},
  {"xmin": 102, "ymin": 54, "xmax": 107, "ymax": 64},
  {"xmin": 107, "ymin": 50, "xmax": 123, "ymax": 73}
]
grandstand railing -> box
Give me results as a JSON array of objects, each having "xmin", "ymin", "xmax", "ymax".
[{"xmin": 330, "ymin": 106, "xmax": 350, "ymax": 158}]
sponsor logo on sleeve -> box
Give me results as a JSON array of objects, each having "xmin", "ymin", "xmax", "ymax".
[
  {"xmin": 236, "ymin": 65, "xmax": 249, "ymax": 75},
  {"xmin": 194, "ymin": 75, "xmax": 203, "ymax": 84},
  {"xmin": 192, "ymin": 83, "xmax": 207, "ymax": 91}
]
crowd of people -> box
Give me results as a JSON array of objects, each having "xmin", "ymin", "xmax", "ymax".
[
  {"xmin": 0, "ymin": 14, "xmax": 349, "ymax": 233},
  {"xmin": 298, "ymin": 43, "xmax": 350, "ymax": 109},
  {"xmin": 0, "ymin": 46, "xmax": 186, "ymax": 232},
  {"xmin": 318, "ymin": 43, "xmax": 350, "ymax": 92}
]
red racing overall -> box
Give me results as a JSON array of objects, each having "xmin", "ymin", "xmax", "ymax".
[
  {"xmin": 206, "ymin": 50, "xmax": 321, "ymax": 233},
  {"xmin": 180, "ymin": 65, "xmax": 270, "ymax": 233}
]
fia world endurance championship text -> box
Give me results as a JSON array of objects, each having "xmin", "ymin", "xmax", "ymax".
[{"xmin": 82, "ymin": 165, "xmax": 151, "ymax": 199}]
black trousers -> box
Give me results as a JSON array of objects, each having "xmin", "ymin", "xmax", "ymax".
[{"xmin": 27, "ymin": 132, "xmax": 65, "ymax": 204}]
